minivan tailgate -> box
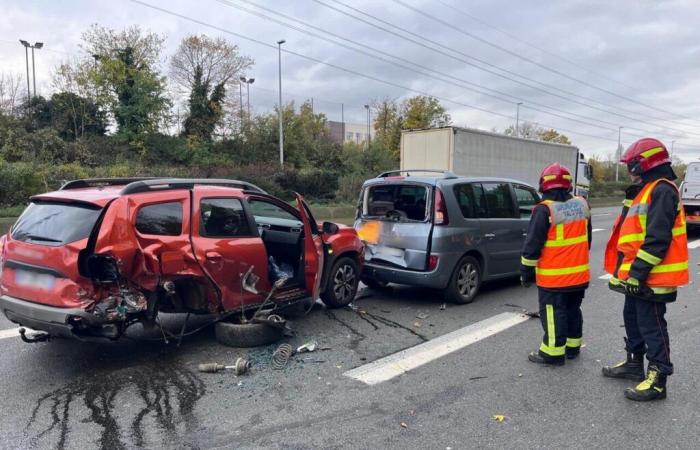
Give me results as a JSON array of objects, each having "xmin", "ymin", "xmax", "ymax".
[{"xmin": 356, "ymin": 220, "xmax": 433, "ymax": 270}]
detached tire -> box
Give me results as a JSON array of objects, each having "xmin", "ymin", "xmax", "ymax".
[
  {"xmin": 215, "ymin": 320, "xmax": 284, "ymax": 348},
  {"xmin": 445, "ymin": 255, "xmax": 482, "ymax": 304},
  {"xmin": 321, "ymin": 257, "xmax": 360, "ymax": 308}
]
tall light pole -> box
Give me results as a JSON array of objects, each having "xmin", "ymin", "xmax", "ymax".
[
  {"xmin": 515, "ymin": 102, "xmax": 523, "ymax": 137},
  {"xmin": 364, "ymin": 104, "xmax": 370, "ymax": 151},
  {"xmin": 19, "ymin": 41, "xmax": 43, "ymax": 99},
  {"xmin": 240, "ymin": 76, "xmax": 255, "ymax": 122},
  {"xmin": 671, "ymin": 140, "xmax": 676, "ymax": 158},
  {"xmin": 19, "ymin": 40, "xmax": 30, "ymax": 101},
  {"xmin": 238, "ymin": 82, "xmax": 244, "ymax": 130},
  {"xmin": 277, "ymin": 40, "xmax": 285, "ymax": 166},
  {"xmin": 615, "ymin": 126, "xmax": 624, "ymax": 182}
]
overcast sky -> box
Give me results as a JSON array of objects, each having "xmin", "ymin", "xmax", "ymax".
[{"xmin": 1, "ymin": 0, "xmax": 699, "ymax": 161}]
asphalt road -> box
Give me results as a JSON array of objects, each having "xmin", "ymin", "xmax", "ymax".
[{"xmin": 1, "ymin": 206, "xmax": 700, "ymax": 449}]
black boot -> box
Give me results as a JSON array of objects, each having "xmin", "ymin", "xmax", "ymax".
[
  {"xmin": 624, "ymin": 366, "xmax": 667, "ymax": 401},
  {"xmin": 566, "ymin": 347, "xmax": 580, "ymax": 360},
  {"xmin": 528, "ymin": 351, "xmax": 565, "ymax": 366},
  {"xmin": 602, "ymin": 351, "xmax": 645, "ymax": 381}
]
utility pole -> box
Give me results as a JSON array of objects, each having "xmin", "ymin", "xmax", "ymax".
[
  {"xmin": 19, "ymin": 40, "xmax": 30, "ymax": 101},
  {"xmin": 515, "ymin": 102, "xmax": 523, "ymax": 137},
  {"xmin": 615, "ymin": 126, "xmax": 624, "ymax": 182},
  {"xmin": 238, "ymin": 82, "xmax": 244, "ymax": 130},
  {"xmin": 364, "ymin": 104, "xmax": 370, "ymax": 151},
  {"xmin": 239, "ymin": 76, "xmax": 255, "ymax": 123},
  {"xmin": 311, "ymin": 97, "xmax": 314, "ymax": 114},
  {"xmin": 341, "ymin": 103, "xmax": 345, "ymax": 143},
  {"xmin": 277, "ymin": 40, "xmax": 286, "ymax": 166},
  {"xmin": 31, "ymin": 43, "xmax": 42, "ymax": 97}
]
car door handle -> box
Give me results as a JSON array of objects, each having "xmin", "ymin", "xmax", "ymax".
[
  {"xmin": 205, "ymin": 251, "xmax": 223, "ymax": 260},
  {"xmin": 484, "ymin": 233, "xmax": 496, "ymax": 239}
]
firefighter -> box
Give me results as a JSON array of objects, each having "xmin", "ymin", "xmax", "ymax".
[
  {"xmin": 520, "ymin": 162, "xmax": 592, "ymax": 365},
  {"xmin": 602, "ymin": 137, "xmax": 688, "ymax": 401}
]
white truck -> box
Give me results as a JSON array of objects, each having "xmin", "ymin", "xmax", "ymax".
[
  {"xmin": 400, "ymin": 127, "xmax": 592, "ymax": 197},
  {"xmin": 681, "ymin": 161, "xmax": 700, "ymax": 227}
]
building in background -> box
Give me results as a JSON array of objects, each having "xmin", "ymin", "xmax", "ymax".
[{"xmin": 326, "ymin": 121, "xmax": 374, "ymax": 145}]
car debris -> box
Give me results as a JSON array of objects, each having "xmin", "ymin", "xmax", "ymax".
[
  {"xmin": 416, "ymin": 312, "xmax": 430, "ymax": 320},
  {"xmin": 296, "ymin": 341, "xmax": 318, "ymax": 353},
  {"xmin": 271, "ymin": 343, "xmax": 294, "ymax": 370},
  {"xmin": 197, "ymin": 358, "xmax": 251, "ymax": 375},
  {"xmin": 439, "ymin": 303, "xmax": 447, "ymax": 311},
  {"xmin": 493, "ymin": 414, "xmax": 507, "ymax": 423}
]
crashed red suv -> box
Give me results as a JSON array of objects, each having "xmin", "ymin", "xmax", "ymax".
[{"xmin": 0, "ymin": 178, "xmax": 362, "ymax": 341}]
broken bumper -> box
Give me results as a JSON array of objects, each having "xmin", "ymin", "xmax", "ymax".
[
  {"xmin": 362, "ymin": 254, "xmax": 455, "ymax": 289},
  {"xmin": 0, "ymin": 294, "xmax": 105, "ymax": 339}
]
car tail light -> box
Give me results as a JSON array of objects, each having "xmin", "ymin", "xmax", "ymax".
[
  {"xmin": 434, "ymin": 188, "xmax": 449, "ymax": 225},
  {"xmin": 428, "ymin": 255, "xmax": 439, "ymax": 271}
]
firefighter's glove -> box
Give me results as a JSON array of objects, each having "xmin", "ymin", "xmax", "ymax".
[
  {"xmin": 520, "ymin": 266, "xmax": 535, "ymax": 288},
  {"xmin": 624, "ymin": 277, "xmax": 641, "ymax": 296}
]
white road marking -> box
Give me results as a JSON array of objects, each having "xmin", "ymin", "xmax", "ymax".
[
  {"xmin": 592, "ymin": 213, "xmax": 611, "ymax": 217},
  {"xmin": 688, "ymin": 239, "xmax": 700, "ymax": 249},
  {"xmin": 0, "ymin": 328, "xmax": 20, "ymax": 340},
  {"xmin": 599, "ymin": 274, "xmax": 613, "ymax": 280},
  {"xmin": 344, "ymin": 312, "xmax": 529, "ymax": 385},
  {"xmin": 592, "ymin": 228, "xmax": 605, "ymax": 233}
]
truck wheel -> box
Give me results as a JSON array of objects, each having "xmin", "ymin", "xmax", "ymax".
[
  {"xmin": 446, "ymin": 256, "xmax": 482, "ymax": 304},
  {"xmin": 321, "ymin": 257, "xmax": 359, "ymax": 308},
  {"xmin": 215, "ymin": 319, "xmax": 284, "ymax": 348}
]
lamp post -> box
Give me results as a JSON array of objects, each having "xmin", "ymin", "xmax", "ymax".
[
  {"xmin": 277, "ymin": 40, "xmax": 285, "ymax": 167},
  {"xmin": 671, "ymin": 140, "xmax": 675, "ymax": 158},
  {"xmin": 239, "ymin": 76, "xmax": 255, "ymax": 121},
  {"xmin": 515, "ymin": 102, "xmax": 523, "ymax": 137},
  {"xmin": 19, "ymin": 40, "xmax": 30, "ymax": 100},
  {"xmin": 615, "ymin": 126, "xmax": 624, "ymax": 182},
  {"xmin": 364, "ymin": 104, "xmax": 370, "ymax": 151},
  {"xmin": 20, "ymin": 41, "xmax": 43, "ymax": 98}
]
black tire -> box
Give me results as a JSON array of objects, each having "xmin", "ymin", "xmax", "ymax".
[
  {"xmin": 214, "ymin": 320, "xmax": 284, "ymax": 348},
  {"xmin": 361, "ymin": 276, "xmax": 390, "ymax": 291},
  {"xmin": 445, "ymin": 255, "xmax": 482, "ymax": 304},
  {"xmin": 321, "ymin": 257, "xmax": 360, "ymax": 308}
]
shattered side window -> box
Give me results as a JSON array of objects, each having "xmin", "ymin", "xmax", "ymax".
[{"xmin": 135, "ymin": 202, "xmax": 183, "ymax": 236}]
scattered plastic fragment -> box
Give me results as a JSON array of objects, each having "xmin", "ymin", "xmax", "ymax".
[
  {"xmin": 518, "ymin": 373, "xmax": 523, "ymax": 377},
  {"xmin": 413, "ymin": 322, "xmax": 422, "ymax": 328},
  {"xmin": 296, "ymin": 341, "xmax": 318, "ymax": 353},
  {"xmin": 493, "ymin": 415, "xmax": 506, "ymax": 422},
  {"xmin": 400, "ymin": 422, "xmax": 408, "ymax": 428}
]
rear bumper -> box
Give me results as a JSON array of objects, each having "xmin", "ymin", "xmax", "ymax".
[
  {"xmin": 362, "ymin": 255, "xmax": 456, "ymax": 289},
  {"xmin": 0, "ymin": 294, "xmax": 104, "ymax": 339}
]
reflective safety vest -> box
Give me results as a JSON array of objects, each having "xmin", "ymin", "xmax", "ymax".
[
  {"xmin": 614, "ymin": 179, "xmax": 689, "ymax": 292},
  {"xmin": 603, "ymin": 198, "xmax": 632, "ymax": 275},
  {"xmin": 533, "ymin": 197, "xmax": 591, "ymax": 288}
]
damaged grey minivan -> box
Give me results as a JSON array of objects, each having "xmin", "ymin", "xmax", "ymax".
[{"xmin": 355, "ymin": 170, "xmax": 540, "ymax": 303}]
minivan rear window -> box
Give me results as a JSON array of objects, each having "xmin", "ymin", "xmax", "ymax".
[
  {"xmin": 362, "ymin": 184, "xmax": 429, "ymax": 221},
  {"xmin": 12, "ymin": 201, "xmax": 102, "ymax": 246}
]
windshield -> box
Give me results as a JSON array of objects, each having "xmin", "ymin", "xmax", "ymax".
[
  {"xmin": 362, "ymin": 184, "xmax": 429, "ymax": 221},
  {"xmin": 12, "ymin": 201, "xmax": 102, "ymax": 246}
]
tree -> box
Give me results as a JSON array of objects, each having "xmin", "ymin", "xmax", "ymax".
[
  {"xmin": 504, "ymin": 122, "xmax": 572, "ymax": 145},
  {"xmin": 0, "ymin": 72, "xmax": 23, "ymax": 116},
  {"xmin": 372, "ymin": 97, "xmax": 402, "ymax": 156},
  {"xmin": 182, "ymin": 66, "xmax": 225, "ymax": 141},
  {"xmin": 82, "ymin": 25, "xmax": 170, "ymax": 138},
  {"xmin": 401, "ymin": 95, "xmax": 451, "ymax": 130}
]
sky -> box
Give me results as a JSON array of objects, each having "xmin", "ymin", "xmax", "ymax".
[{"xmin": 1, "ymin": 0, "xmax": 700, "ymax": 162}]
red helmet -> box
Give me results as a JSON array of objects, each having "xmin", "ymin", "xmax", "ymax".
[
  {"xmin": 621, "ymin": 137, "xmax": 670, "ymax": 176},
  {"xmin": 539, "ymin": 162, "xmax": 573, "ymax": 192}
]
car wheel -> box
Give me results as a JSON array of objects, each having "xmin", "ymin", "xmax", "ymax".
[
  {"xmin": 214, "ymin": 318, "xmax": 285, "ymax": 348},
  {"xmin": 446, "ymin": 256, "xmax": 482, "ymax": 304},
  {"xmin": 321, "ymin": 257, "xmax": 360, "ymax": 308}
]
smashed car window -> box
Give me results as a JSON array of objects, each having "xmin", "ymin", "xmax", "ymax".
[
  {"xmin": 200, "ymin": 198, "xmax": 251, "ymax": 237},
  {"xmin": 363, "ymin": 184, "xmax": 429, "ymax": 221},
  {"xmin": 136, "ymin": 202, "xmax": 183, "ymax": 236},
  {"xmin": 12, "ymin": 201, "xmax": 101, "ymax": 246}
]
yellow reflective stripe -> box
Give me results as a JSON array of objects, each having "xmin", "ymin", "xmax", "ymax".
[
  {"xmin": 622, "ymin": 199, "xmax": 632, "ymax": 207},
  {"xmin": 546, "ymin": 304, "xmax": 555, "ymax": 349},
  {"xmin": 562, "ymin": 174, "xmax": 572, "ymax": 180},
  {"xmin": 521, "ymin": 256, "xmax": 538, "ymax": 267},
  {"xmin": 618, "ymin": 233, "xmax": 644, "ymax": 244},
  {"xmin": 609, "ymin": 276, "xmax": 622, "ymax": 286},
  {"xmin": 536, "ymin": 264, "xmax": 589, "ymax": 276},
  {"xmin": 539, "ymin": 342, "xmax": 565, "ymax": 357},
  {"xmin": 672, "ymin": 226, "xmax": 686, "ymax": 236},
  {"xmin": 651, "ymin": 287, "xmax": 677, "ymax": 294},
  {"xmin": 566, "ymin": 337, "xmax": 582, "ymax": 348},
  {"xmin": 637, "ymin": 249, "xmax": 662, "ymax": 266},
  {"xmin": 544, "ymin": 234, "xmax": 588, "ymax": 247},
  {"xmin": 556, "ymin": 223, "xmax": 564, "ymax": 240},
  {"xmin": 641, "ymin": 146, "xmax": 664, "ymax": 158},
  {"xmin": 619, "ymin": 261, "xmax": 688, "ymax": 273},
  {"xmin": 542, "ymin": 175, "xmax": 557, "ymax": 181}
]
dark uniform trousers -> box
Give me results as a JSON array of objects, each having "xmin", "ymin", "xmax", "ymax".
[
  {"xmin": 538, "ymin": 289, "xmax": 584, "ymax": 361},
  {"xmin": 623, "ymin": 295, "xmax": 673, "ymax": 375}
]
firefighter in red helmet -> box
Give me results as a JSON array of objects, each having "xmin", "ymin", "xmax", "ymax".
[
  {"xmin": 602, "ymin": 137, "xmax": 688, "ymax": 401},
  {"xmin": 520, "ymin": 163, "xmax": 592, "ymax": 365}
]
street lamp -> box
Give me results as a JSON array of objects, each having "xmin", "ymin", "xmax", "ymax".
[
  {"xmin": 364, "ymin": 104, "xmax": 370, "ymax": 151},
  {"xmin": 615, "ymin": 126, "xmax": 624, "ymax": 182},
  {"xmin": 515, "ymin": 102, "xmax": 523, "ymax": 137},
  {"xmin": 671, "ymin": 140, "xmax": 676, "ymax": 158},
  {"xmin": 240, "ymin": 76, "xmax": 255, "ymax": 121},
  {"xmin": 19, "ymin": 40, "xmax": 30, "ymax": 100},
  {"xmin": 19, "ymin": 40, "xmax": 43, "ymax": 98},
  {"xmin": 277, "ymin": 39, "xmax": 285, "ymax": 167}
]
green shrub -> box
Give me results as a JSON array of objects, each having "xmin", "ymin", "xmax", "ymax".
[{"xmin": 0, "ymin": 161, "xmax": 44, "ymax": 206}]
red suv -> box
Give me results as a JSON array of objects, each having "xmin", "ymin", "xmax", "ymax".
[{"xmin": 0, "ymin": 178, "xmax": 362, "ymax": 341}]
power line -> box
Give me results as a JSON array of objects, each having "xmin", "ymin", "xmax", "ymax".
[
  {"xmin": 392, "ymin": 0, "xmax": 700, "ymax": 127},
  {"xmin": 129, "ymin": 0, "xmax": 626, "ymax": 145},
  {"xmin": 314, "ymin": 0, "xmax": 700, "ymax": 136},
  {"xmin": 218, "ymin": 0, "xmax": 698, "ymax": 142}
]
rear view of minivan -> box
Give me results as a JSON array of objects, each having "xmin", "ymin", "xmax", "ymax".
[{"xmin": 354, "ymin": 170, "xmax": 540, "ymax": 303}]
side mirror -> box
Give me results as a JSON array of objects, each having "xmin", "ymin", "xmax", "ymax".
[{"xmin": 322, "ymin": 221, "xmax": 340, "ymax": 235}]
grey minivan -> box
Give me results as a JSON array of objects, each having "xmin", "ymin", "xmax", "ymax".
[{"xmin": 354, "ymin": 170, "xmax": 540, "ymax": 304}]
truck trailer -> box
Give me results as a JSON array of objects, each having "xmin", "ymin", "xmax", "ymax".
[
  {"xmin": 400, "ymin": 127, "xmax": 592, "ymax": 196},
  {"xmin": 681, "ymin": 161, "xmax": 700, "ymax": 227}
]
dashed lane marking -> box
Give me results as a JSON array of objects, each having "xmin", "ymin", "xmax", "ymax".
[
  {"xmin": 592, "ymin": 228, "xmax": 605, "ymax": 232},
  {"xmin": 688, "ymin": 239, "xmax": 700, "ymax": 249},
  {"xmin": 592, "ymin": 213, "xmax": 611, "ymax": 217},
  {"xmin": 0, "ymin": 328, "xmax": 20, "ymax": 340},
  {"xmin": 344, "ymin": 312, "xmax": 529, "ymax": 385}
]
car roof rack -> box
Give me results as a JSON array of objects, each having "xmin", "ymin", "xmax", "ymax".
[
  {"xmin": 377, "ymin": 169, "xmax": 458, "ymax": 179},
  {"xmin": 60, "ymin": 177, "xmax": 158, "ymax": 190},
  {"xmin": 120, "ymin": 178, "xmax": 267, "ymax": 195}
]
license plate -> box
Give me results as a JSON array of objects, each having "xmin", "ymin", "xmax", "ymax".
[{"xmin": 15, "ymin": 270, "xmax": 55, "ymax": 290}]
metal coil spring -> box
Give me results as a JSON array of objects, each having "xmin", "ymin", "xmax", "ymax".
[{"xmin": 271, "ymin": 343, "xmax": 293, "ymax": 370}]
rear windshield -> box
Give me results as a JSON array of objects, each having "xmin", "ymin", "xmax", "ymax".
[
  {"xmin": 362, "ymin": 184, "xmax": 429, "ymax": 221},
  {"xmin": 686, "ymin": 163, "xmax": 700, "ymax": 182},
  {"xmin": 11, "ymin": 201, "xmax": 102, "ymax": 246}
]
